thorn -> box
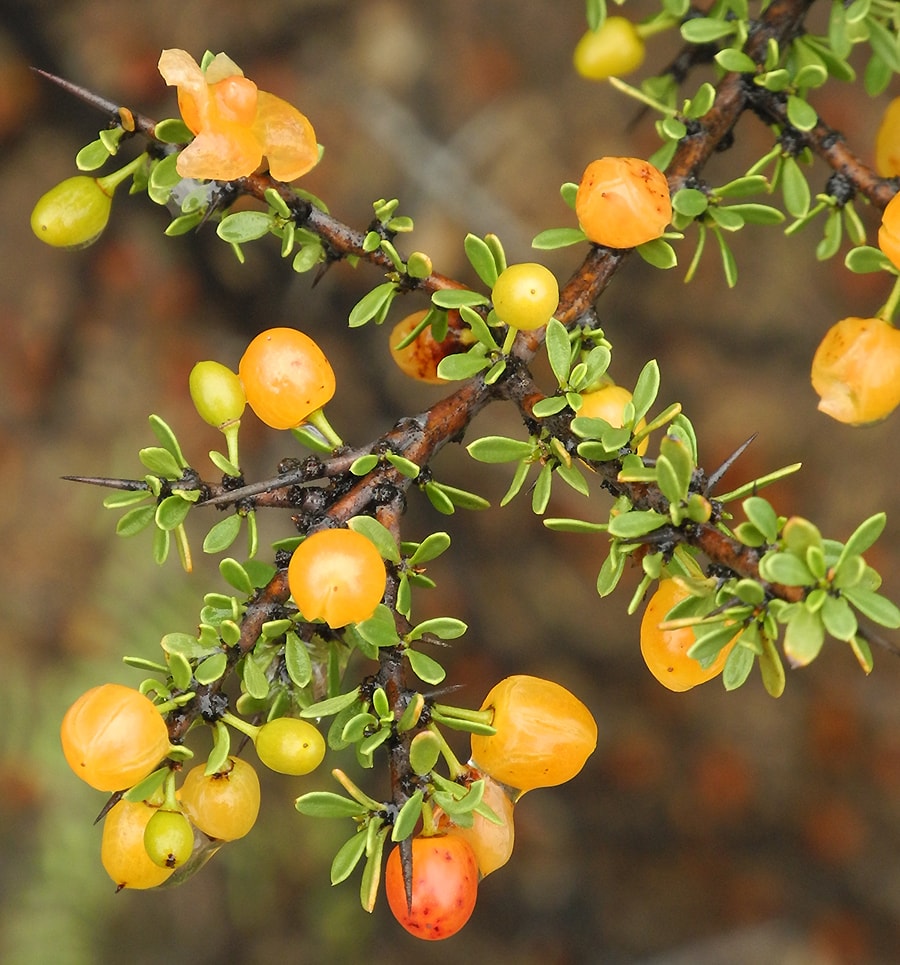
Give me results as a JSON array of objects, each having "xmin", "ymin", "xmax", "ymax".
[
  {"xmin": 31, "ymin": 67, "xmax": 121, "ymax": 116},
  {"xmin": 62, "ymin": 475, "xmax": 150, "ymax": 492},
  {"xmin": 706, "ymin": 433, "xmax": 758, "ymax": 495}
]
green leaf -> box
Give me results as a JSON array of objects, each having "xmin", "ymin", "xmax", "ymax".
[
  {"xmin": 436, "ymin": 350, "xmax": 490, "ymax": 381},
  {"xmin": 423, "ymin": 481, "xmax": 456, "ymax": 514},
  {"xmin": 203, "ymin": 514, "xmax": 242, "ymax": 554},
  {"xmin": 531, "ymin": 227, "xmax": 587, "ymax": 250},
  {"xmin": 681, "ymin": 18, "xmax": 736, "ymax": 42},
  {"xmin": 672, "ymin": 188, "xmax": 709, "ymax": 218},
  {"xmin": 684, "ymin": 82, "xmax": 716, "ymax": 118},
  {"xmin": 155, "ymin": 494, "xmax": 192, "ymax": 531},
  {"xmin": 545, "ymin": 317, "xmax": 572, "ymax": 387},
  {"xmin": 607, "ymin": 510, "xmax": 667, "ymax": 539},
  {"xmin": 743, "ymin": 496, "xmax": 779, "ymax": 543},
  {"xmin": 759, "ymin": 551, "xmax": 814, "ymax": 586},
  {"xmin": 431, "ymin": 288, "xmax": 490, "ymax": 309},
  {"xmin": 300, "ymin": 690, "xmax": 362, "ymax": 720},
  {"xmin": 758, "ymin": 634, "xmax": 786, "ymax": 697},
  {"xmin": 408, "ymin": 617, "xmax": 467, "ymax": 641},
  {"xmin": 292, "ymin": 243, "xmax": 324, "ymax": 273},
  {"xmin": 219, "ymin": 557, "xmax": 254, "ymax": 595},
  {"xmin": 139, "ymin": 447, "xmax": 183, "ymax": 479},
  {"xmin": 349, "ymin": 282, "xmax": 397, "ymax": 327},
  {"xmin": 409, "ymin": 733, "xmax": 442, "ymax": 776},
  {"xmin": 407, "ymin": 532, "xmax": 451, "ymax": 564},
  {"xmin": 532, "ymin": 396, "xmax": 569, "ymax": 417},
  {"xmin": 532, "ymin": 461, "xmax": 553, "ymax": 514},
  {"xmin": 116, "ymin": 505, "xmax": 155, "ymax": 537},
  {"xmin": 217, "ymin": 211, "xmax": 274, "ymax": 243},
  {"xmin": 241, "ymin": 653, "xmax": 270, "ymax": 699},
  {"xmin": 285, "ymin": 632, "xmax": 313, "ymax": 687},
  {"xmin": 75, "ymin": 139, "xmax": 113, "ymax": 171},
  {"xmin": 821, "ymin": 595, "xmax": 858, "ymax": 641},
  {"xmin": 630, "ymin": 359, "xmax": 660, "ymax": 423},
  {"xmin": 844, "ymin": 245, "xmax": 893, "ymax": 273},
  {"xmin": 458, "ymin": 305, "xmax": 500, "ymax": 351},
  {"xmin": 781, "ymin": 156, "xmax": 811, "ymax": 218},
  {"xmin": 464, "ymin": 233, "xmax": 500, "ymax": 287},
  {"xmin": 715, "ymin": 48, "xmax": 757, "ymax": 73},
  {"xmin": 658, "ymin": 432, "xmax": 694, "ymax": 505},
  {"xmin": 391, "ymin": 789, "xmax": 424, "ymax": 841},
  {"xmin": 466, "ymin": 436, "xmax": 534, "ymax": 463},
  {"xmin": 636, "ymin": 238, "xmax": 678, "ymax": 269},
  {"xmin": 841, "ymin": 587, "xmax": 900, "ymax": 628},
  {"xmin": 405, "ymin": 648, "xmax": 446, "ymax": 685},
  {"xmin": 722, "ymin": 642, "xmax": 755, "ymax": 690},
  {"xmin": 161, "ymin": 631, "xmax": 212, "ymax": 660},
  {"xmin": 195, "ymin": 652, "xmax": 227, "ymax": 685},
  {"xmin": 355, "ymin": 605, "xmax": 402, "ymax": 649},
  {"xmin": 331, "ymin": 831, "xmax": 369, "ymax": 885},
  {"xmin": 347, "ymin": 515, "xmax": 399, "ymax": 563},
  {"xmin": 838, "ymin": 512, "xmax": 886, "ymax": 564},
  {"xmin": 295, "ymin": 791, "xmax": 369, "ymax": 818},
  {"xmin": 725, "ymin": 203, "xmax": 784, "ymax": 225},
  {"xmin": 783, "ymin": 604, "xmax": 825, "ymax": 666},
  {"xmin": 155, "ymin": 118, "xmax": 193, "ymax": 143}
]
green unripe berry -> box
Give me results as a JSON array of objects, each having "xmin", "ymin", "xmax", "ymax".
[
  {"xmin": 31, "ymin": 175, "xmax": 114, "ymax": 249},
  {"xmin": 254, "ymin": 717, "xmax": 326, "ymax": 775},
  {"xmin": 189, "ymin": 360, "xmax": 247, "ymax": 429},
  {"xmin": 143, "ymin": 807, "xmax": 195, "ymax": 869}
]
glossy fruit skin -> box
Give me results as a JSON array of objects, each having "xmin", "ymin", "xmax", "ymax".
[
  {"xmin": 101, "ymin": 800, "xmax": 175, "ymax": 890},
  {"xmin": 573, "ymin": 18, "xmax": 646, "ymax": 80},
  {"xmin": 576, "ymin": 157, "xmax": 671, "ymax": 249},
  {"xmin": 469, "ymin": 675, "xmax": 597, "ymax": 793},
  {"xmin": 389, "ymin": 310, "xmax": 471, "ymax": 383},
  {"xmin": 61, "ymin": 684, "xmax": 170, "ymax": 792},
  {"xmin": 435, "ymin": 771, "xmax": 515, "ymax": 878},
  {"xmin": 288, "ymin": 527, "xmax": 386, "ymax": 628},
  {"xmin": 189, "ymin": 360, "xmax": 246, "ymax": 428},
  {"xmin": 254, "ymin": 717, "xmax": 326, "ymax": 775},
  {"xmin": 180, "ymin": 757, "xmax": 261, "ymax": 840},
  {"xmin": 491, "ymin": 263, "xmax": 560, "ymax": 331},
  {"xmin": 875, "ymin": 96, "xmax": 900, "ymax": 177},
  {"xmin": 878, "ymin": 192, "xmax": 900, "ymax": 271},
  {"xmin": 31, "ymin": 175, "xmax": 113, "ymax": 249},
  {"xmin": 578, "ymin": 383, "xmax": 649, "ymax": 455},
  {"xmin": 640, "ymin": 579, "xmax": 735, "ymax": 691},
  {"xmin": 385, "ymin": 835, "xmax": 479, "ymax": 940},
  {"xmin": 143, "ymin": 807, "xmax": 195, "ymax": 869},
  {"xmin": 238, "ymin": 327, "xmax": 335, "ymax": 430},
  {"xmin": 811, "ymin": 316, "xmax": 900, "ymax": 425}
]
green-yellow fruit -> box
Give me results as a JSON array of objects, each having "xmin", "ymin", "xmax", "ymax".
[{"xmin": 31, "ymin": 175, "xmax": 113, "ymax": 249}]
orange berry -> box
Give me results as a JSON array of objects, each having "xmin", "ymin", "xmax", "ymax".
[
  {"xmin": 877, "ymin": 192, "xmax": 900, "ymax": 271},
  {"xmin": 640, "ymin": 579, "xmax": 736, "ymax": 691},
  {"xmin": 61, "ymin": 684, "xmax": 170, "ymax": 792},
  {"xmin": 811, "ymin": 315, "xmax": 900, "ymax": 425},
  {"xmin": 435, "ymin": 771, "xmax": 515, "ymax": 877},
  {"xmin": 288, "ymin": 528, "xmax": 386, "ymax": 628},
  {"xmin": 469, "ymin": 675, "xmax": 597, "ymax": 793},
  {"xmin": 575, "ymin": 156, "xmax": 671, "ymax": 249},
  {"xmin": 101, "ymin": 799, "xmax": 175, "ymax": 890},
  {"xmin": 180, "ymin": 757, "xmax": 261, "ymax": 840},
  {"xmin": 389, "ymin": 310, "xmax": 470, "ymax": 383},
  {"xmin": 238, "ymin": 327, "xmax": 335, "ymax": 430},
  {"xmin": 384, "ymin": 835, "xmax": 479, "ymax": 940},
  {"xmin": 874, "ymin": 96, "xmax": 900, "ymax": 177},
  {"xmin": 578, "ymin": 383, "xmax": 649, "ymax": 455}
]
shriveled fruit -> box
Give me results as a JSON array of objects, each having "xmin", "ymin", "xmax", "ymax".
[
  {"xmin": 101, "ymin": 799, "xmax": 175, "ymax": 890},
  {"xmin": 254, "ymin": 717, "xmax": 325, "ymax": 775},
  {"xmin": 288, "ymin": 527, "xmax": 386, "ymax": 628},
  {"xmin": 385, "ymin": 835, "xmax": 479, "ymax": 940},
  {"xmin": 30, "ymin": 175, "xmax": 113, "ymax": 249},
  {"xmin": 576, "ymin": 156, "xmax": 671, "ymax": 249},
  {"xmin": 238, "ymin": 327, "xmax": 335, "ymax": 430},
  {"xmin": 640, "ymin": 579, "xmax": 736, "ymax": 691},
  {"xmin": 578, "ymin": 383, "xmax": 649, "ymax": 455},
  {"xmin": 491, "ymin": 263, "xmax": 559, "ymax": 332},
  {"xmin": 143, "ymin": 807, "xmax": 195, "ymax": 869},
  {"xmin": 189, "ymin": 360, "xmax": 246, "ymax": 429},
  {"xmin": 180, "ymin": 756, "xmax": 261, "ymax": 840},
  {"xmin": 811, "ymin": 315, "xmax": 900, "ymax": 425},
  {"xmin": 573, "ymin": 17, "xmax": 646, "ymax": 80},
  {"xmin": 469, "ymin": 675, "xmax": 597, "ymax": 793},
  {"xmin": 435, "ymin": 771, "xmax": 515, "ymax": 877},
  {"xmin": 61, "ymin": 683, "xmax": 170, "ymax": 791}
]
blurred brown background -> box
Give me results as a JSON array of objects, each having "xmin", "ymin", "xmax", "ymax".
[{"xmin": 2, "ymin": 1, "xmax": 900, "ymax": 963}]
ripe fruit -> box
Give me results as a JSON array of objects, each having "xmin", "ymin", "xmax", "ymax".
[
  {"xmin": 469, "ymin": 675, "xmax": 597, "ymax": 793},
  {"xmin": 810, "ymin": 316, "xmax": 900, "ymax": 425},
  {"xmin": 435, "ymin": 772, "xmax": 515, "ymax": 877},
  {"xmin": 30, "ymin": 175, "xmax": 113, "ymax": 248},
  {"xmin": 578, "ymin": 382, "xmax": 649, "ymax": 455},
  {"xmin": 385, "ymin": 835, "xmax": 479, "ymax": 940},
  {"xmin": 575, "ymin": 156, "xmax": 672, "ymax": 249},
  {"xmin": 238, "ymin": 327, "xmax": 335, "ymax": 430},
  {"xmin": 143, "ymin": 807, "xmax": 195, "ymax": 869},
  {"xmin": 389, "ymin": 310, "xmax": 471, "ymax": 383},
  {"xmin": 61, "ymin": 683, "xmax": 171, "ymax": 791},
  {"xmin": 573, "ymin": 17, "xmax": 646, "ymax": 81},
  {"xmin": 877, "ymin": 192, "xmax": 900, "ymax": 271},
  {"xmin": 101, "ymin": 799, "xmax": 175, "ymax": 890},
  {"xmin": 180, "ymin": 756, "xmax": 261, "ymax": 840},
  {"xmin": 491, "ymin": 263, "xmax": 560, "ymax": 332},
  {"xmin": 640, "ymin": 579, "xmax": 736, "ymax": 691},
  {"xmin": 254, "ymin": 717, "xmax": 326, "ymax": 775},
  {"xmin": 875, "ymin": 96, "xmax": 900, "ymax": 177},
  {"xmin": 288, "ymin": 527, "xmax": 386, "ymax": 628},
  {"xmin": 189, "ymin": 360, "xmax": 246, "ymax": 429}
]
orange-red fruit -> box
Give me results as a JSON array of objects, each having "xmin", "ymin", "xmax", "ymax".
[
  {"xmin": 878, "ymin": 192, "xmax": 900, "ymax": 271},
  {"xmin": 385, "ymin": 835, "xmax": 479, "ymax": 940},
  {"xmin": 575, "ymin": 156, "xmax": 671, "ymax": 249},
  {"xmin": 101, "ymin": 799, "xmax": 175, "ymax": 890},
  {"xmin": 389, "ymin": 310, "xmax": 466, "ymax": 384},
  {"xmin": 874, "ymin": 97, "xmax": 900, "ymax": 177},
  {"xmin": 640, "ymin": 579, "xmax": 735, "ymax": 691},
  {"xmin": 810, "ymin": 316, "xmax": 900, "ymax": 426},
  {"xmin": 469, "ymin": 675, "xmax": 597, "ymax": 793},
  {"xmin": 238, "ymin": 327, "xmax": 335, "ymax": 430},
  {"xmin": 288, "ymin": 527, "xmax": 386, "ymax": 628},
  {"xmin": 61, "ymin": 683, "xmax": 170, "ymax": 791}
]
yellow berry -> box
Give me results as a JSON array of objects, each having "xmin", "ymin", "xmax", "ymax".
[{"xmin": 573, "ymin": 18, "xmax": 646, "ymax": 81}]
